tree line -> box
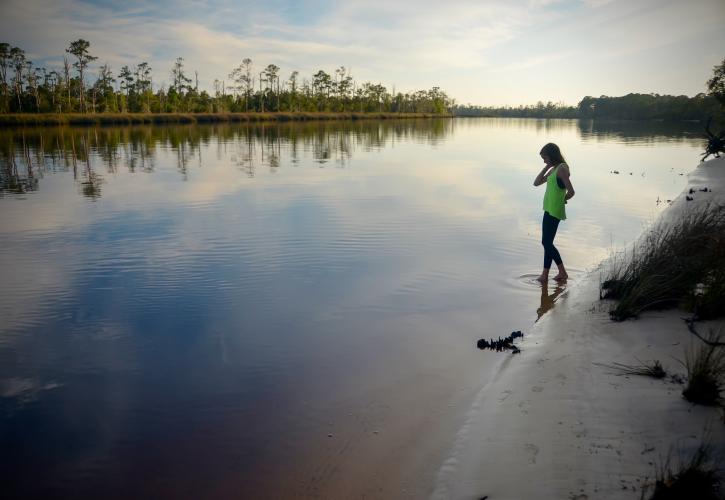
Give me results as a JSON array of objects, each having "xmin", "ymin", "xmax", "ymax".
[
  {"xmin": 453, "ymin": 93, "xmax": 723, "ymax": 121},
  {"xmin": 454, "ymin": 59, "xmax": 725, "ymax": 122},
  {"xmin": 452, "ymin": 101, "xmax": 578, "ymax": 118},
  {"xmin": 0, "ymin": 39, "xmax": 453, "ymax": 115},
  {"xmin": 576, "ymin": 93, "xmax": 722, "ymax": 121}
]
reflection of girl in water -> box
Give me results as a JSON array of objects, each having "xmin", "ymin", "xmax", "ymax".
[
  {"xmin": 533, "ymin": 143, "xmax": 575, "ymax": 283},
  {"xmin": 536, "ymin": 282, "xmax": 566, "ymax": 322}
]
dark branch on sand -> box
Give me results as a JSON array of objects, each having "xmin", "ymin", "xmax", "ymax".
[{"xmin": 684, "ymin": 317, "xmax": 725, "ymax": 347}]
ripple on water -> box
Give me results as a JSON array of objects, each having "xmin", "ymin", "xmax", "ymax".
[{"xmin": 499, "ymin": 269, "xmax": 585, "ymax": 294}]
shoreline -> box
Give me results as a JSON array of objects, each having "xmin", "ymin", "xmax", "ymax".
[
  {"xmin": 433, "ymin": 156, "xmax": 725, "ymax": 499},
  {"xmin": 2, "ymin": 113, "xmax": 718, "ymax": 129},
  {"xmin": 0, "ymin": 112, "xmax": 449, "ymax": 128}
]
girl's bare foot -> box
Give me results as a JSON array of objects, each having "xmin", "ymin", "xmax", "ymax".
[
  {"xmin": 553, "ymin": 273, "xmax": 568, "ymax": 281},
  {"xmin": 536, "ymin": 274, "xmax": 548, "ymax": 283}
]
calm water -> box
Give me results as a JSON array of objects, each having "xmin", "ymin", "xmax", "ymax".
[{"xmin": 0, "ymin": 118, "xmax": 705, "ymax": 498}]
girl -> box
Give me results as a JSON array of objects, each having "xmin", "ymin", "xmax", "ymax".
[{"xmin": 533, "ymin": 143, "xmax": 575, "ymax": 283}]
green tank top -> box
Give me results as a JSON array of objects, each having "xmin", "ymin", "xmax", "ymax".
[{"xmin": 543, "ymin": 164, "xmax": 567, "ymax": 220}]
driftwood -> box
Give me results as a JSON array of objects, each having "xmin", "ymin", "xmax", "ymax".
[
  {"xmin": 702, "ymin": 117, "xmax": 725, "ymax": 162},
  {"xmin": 683, "ymin": 317, "xmax": 725, "ymax": 347}
]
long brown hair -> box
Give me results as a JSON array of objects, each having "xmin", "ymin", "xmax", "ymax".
[{"xmin": 540, "ymin": 143, "xmax": 566, "ymax": 165}]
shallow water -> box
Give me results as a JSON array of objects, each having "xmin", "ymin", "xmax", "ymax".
[{"xmin": 0, "ymin": 118, "xmax": 704, "ymax": 498}]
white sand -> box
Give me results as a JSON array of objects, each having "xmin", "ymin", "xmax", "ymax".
[{"xmin": 433, "ymin": 156, "xmax": 725, "ymax": 500}]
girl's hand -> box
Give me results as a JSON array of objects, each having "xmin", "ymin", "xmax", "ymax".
[{"xmin": 533, "ymin": 165, "xmax": 552, "ymax": 186}]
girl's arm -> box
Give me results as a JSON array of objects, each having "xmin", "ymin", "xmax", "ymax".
[
  {"xmin": 533, "ymin": 165, "xmax": 552, "ymax": 186},
  {"xmin": 558, "ymin": 164, "xmax": 575, "ymax": 200}
]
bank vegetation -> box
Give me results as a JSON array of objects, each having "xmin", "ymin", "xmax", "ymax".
[{"xmin": 0, "ymin": 39, "xmax": 452, "ymax": 119}]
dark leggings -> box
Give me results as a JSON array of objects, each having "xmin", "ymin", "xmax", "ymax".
[{"xmin": 542, "ymin": 211, "xmax": 562, "ymax": 269}]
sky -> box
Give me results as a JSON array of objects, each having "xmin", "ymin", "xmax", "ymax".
[{"xmin": 1, "ymin": 0, "xmax": 724, "ymax": 106}]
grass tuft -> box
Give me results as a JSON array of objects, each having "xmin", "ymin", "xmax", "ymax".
[
  {"xmin": 601, "ymin": 205, "xmax": 725, "ymax": 321},
  {"xmin": 0, "ymin": 112, "xmax": 448, "ymax": 128},
  {"xmin": 644, "ymin": 441, "xmax": 721, "ymax": 500},
  {"xmin": 682, "ymin": 330, "xmax": 725, "ymax": 406}
]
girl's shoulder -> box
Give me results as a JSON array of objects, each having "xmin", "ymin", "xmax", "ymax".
[{"xmin": 557, "ymin": 162, "xmax": 570, "ymax": 173}]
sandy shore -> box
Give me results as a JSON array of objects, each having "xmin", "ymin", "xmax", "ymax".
[{"xmin": 433, "ymin": 156, "xmax": 725, "ymax": 499}]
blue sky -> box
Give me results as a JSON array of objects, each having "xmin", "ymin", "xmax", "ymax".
[{"xmin": 1, "ymin": 0, "xmax": 724, "ymax": 106}]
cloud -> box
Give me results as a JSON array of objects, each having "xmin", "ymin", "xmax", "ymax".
[
  {"xmin": 0, "ymin": 0, "xmax": 724, "ymax": 104},
  {"xmin": 584, "ymin": 0, "xmax": 725, "ymax": 59},
  {"xmin": 492, "ymin": 50, "xmax": 579, "ymax": 73},
  {"xmin": 0, "ymin": 0, "xmax": 543, "ymax": 88}
]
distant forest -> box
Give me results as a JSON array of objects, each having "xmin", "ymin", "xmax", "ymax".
[
  {"xmin": 453, "ymin": 93, "xmax": 723, "ymax": 122},
  {"xmin": 456, "ymin": 57, "xmax": 725, "ymax": 122},
  {"xmin": 0, "ymin": 39, "xmax": 452, "ymax": 115}
]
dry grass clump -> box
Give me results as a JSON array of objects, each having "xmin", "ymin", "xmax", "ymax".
[
  {"xmin": 643, "ymin": 441, "xmax": 721, "ymax": 500},
  {"xmin": 595, "ymin": 359, "xmax": 667, "ymax": 378},
  {"xmin": 602, "ymin": 205, "xmax": 725, "ymax": 321},
  {"xmin": 682, "ymin": 331, "xmax": 725, "ymax": 406}
]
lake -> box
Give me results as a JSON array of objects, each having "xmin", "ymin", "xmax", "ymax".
[{"xmin": 0, "ymin": 118, "xmax": 705, "ymax": 498}]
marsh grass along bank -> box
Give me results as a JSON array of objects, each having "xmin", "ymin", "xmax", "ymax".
[
  {"xmin": 0, "ymin": 111, "xmax": 448, "ymax": 127},
  {"xmin": 601, "ymin": 204, "xmax": 725, "ymax": 321}
]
